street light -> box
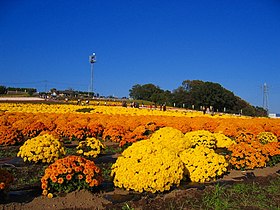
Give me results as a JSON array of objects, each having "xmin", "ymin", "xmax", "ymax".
[{"xmin": 89, "ymin": 53, "xmax": 96, "ymax": 97}]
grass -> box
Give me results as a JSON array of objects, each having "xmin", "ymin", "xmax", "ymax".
[
  {"xmin": 198, "ymin": 177, "xmax": 280, "ymax": 210},
  {"xmin": 0, "ymin": 146, "xmax": 19, "ymax": 158},
  {"xmin": 122, "ymin": 203, "xmax": 135, "ymax": 210},
  {"xmin": 6, "ymin": 164, "xmax": 47, "ymax": 190},
  {"xmin": 98, "ymin": 162, "xmax": 113, "ymax": 181},
  {"xmin": 124, "ymin": 176, "xmax": 280, "ymax": 210},
  {"xmin": 104, "ymin": 145, "xmax": 123, "ymax": 154}
]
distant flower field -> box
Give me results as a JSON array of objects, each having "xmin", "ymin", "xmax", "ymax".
[{"xmin": 0, "ymin": 102, "xmax": 279, "ymax": 195}]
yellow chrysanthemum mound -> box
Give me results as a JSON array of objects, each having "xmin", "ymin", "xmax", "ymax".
[
  {"xmin": 149, "ymin": 127, "xmax": 192, "ymax": 155},
  {"xmin": 111, "ymin": 140, "xmax": 184, "ymax": 193},
  {"xmin": 179, "ymin": 145, "xmax": 228, "ymax": 183},
  {"xmin": 213, "ymin": 132, "xmax": 236, "ymax": 148},
  {"xmin": 185, "ymin": 130, "xmax": 217, "ymax": 149},
  {"xmin": 257, "ymin": 132, "xmax": 278, "ymax": 144},
  {"xmin": 17, "ymin": 134, "xmax": 66, "ymax": 163},
  {"xmin": 76, "ymin": 137, "xmax": 105, "ymax": 158}
]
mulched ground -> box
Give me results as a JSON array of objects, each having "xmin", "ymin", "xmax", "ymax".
[{"xmin": 1, "ymin": 162, "xmax": 279, "ymax": 210}]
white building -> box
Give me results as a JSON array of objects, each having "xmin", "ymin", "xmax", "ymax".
[{"xmin": 268, "ymin": 113, "xmax": 280, "ymax": 118}]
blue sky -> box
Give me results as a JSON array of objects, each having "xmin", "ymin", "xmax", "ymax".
[{"xmin": 1, "ymin": 0, "xmax": 280, "ymax": 113}]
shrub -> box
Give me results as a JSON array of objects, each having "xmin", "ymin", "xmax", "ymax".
[
  {"xmin": 213, "ymin": 132, "xmax": 236, "ymax": 148},
  {"xmin": 148, "ymin": 127, "xmax": 191, "ymax": 155},
  {"xmin": 227, "ymin": 141, "xmax": 269, "ymax": 170},
  {"xmin": 234, "ymin": 131, "xmax": 255, "ymax": 144},
  {"xmin": 41, "ymin": 155, "xmax": 102, "ymax": 197},
  {"xmin": 257, "ymin": 132, "xmax": 278, "ymax": 144},
  {"xmin": 111, "ymin": 140, "xmax": 184, "ymax": 193},
  {"xmin": 17, "ymin": 134, "xmax": 66, "ymax": 163},
  {"xmin": 103, "ymin": 125, "xmax": 126, "ymax": 143},
  {"xmin": 185, "ymin": 130, "xmax": 217, "ymax": 149},
  {"xmin": 76, "ymin": 137, "xmax": 105, "ymax": 158},
  {"xmin": 179, "ymin": 146, "xmax": 228, "ymax": 183},
  {"xmin": 0, "ymin": 126, "xmax": 23, "ymax": 146},
  {"xmin": 263, "ymin": 142, "xmax": 280, "ymax": 166}
]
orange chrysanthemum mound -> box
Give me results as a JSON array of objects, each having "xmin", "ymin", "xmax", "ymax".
[{"xmin": 41, "ymin": 155, "xmax": 102, "ymax": 197}]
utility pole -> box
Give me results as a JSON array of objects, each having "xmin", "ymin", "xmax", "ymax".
[
  {"xmin": 262, "ymin": 82, "xmax": 269, "ymax": 112},
  {"xmin": 89, "ymin": 53, "xmax": 96, "ymax": 97}
]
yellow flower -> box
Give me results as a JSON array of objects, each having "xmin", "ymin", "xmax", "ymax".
[{"xmin": 47, "ymin": 193, "xmax": 53, "ymax": 198}]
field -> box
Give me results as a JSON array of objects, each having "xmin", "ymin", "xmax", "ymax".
[{"xmin": 0, "ymin": 100, "xmax": 280, "ymax": 209}]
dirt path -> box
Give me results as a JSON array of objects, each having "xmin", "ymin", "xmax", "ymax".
[
  {"xmin": 1, "ymin": 163, "xmax": 279, "ymax": 210},
  {"xmin": 0, "ymin": 97, "xmax": 45, "ymax": 101}
]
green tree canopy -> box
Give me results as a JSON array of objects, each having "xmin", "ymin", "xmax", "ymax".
[
  {"xmin": 129, "ymin": 80, "xmax": 267, "ymax": 117},
  {"xmin": 129, "ymin": 84, "xmax": 165, "ymax": 104},
  {"xmin": 0, "ymin": 85, "xmax": 7, "ymax": 94}
]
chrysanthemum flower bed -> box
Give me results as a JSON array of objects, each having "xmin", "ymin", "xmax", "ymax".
[
  {"xmin": 76, "ymin": 137, "xmax": 105, "ymax": 158},
  {"xmin": 41, "ymin": 155, "xmax": 102, "ymax": 198},
  {"xmin": 0, "ymin": 103, "xmax": 280, "ymax": 196},
  {"xmin": 227, "ymin": 132, "xmax": 280, "ymax": 170},
  {"xmin": 179, "ymin": 146, "xmax": 228, "ymax": 183},
  {"xmin": 17, "ymin": 134, "xmax": 66, "ymax": 163},
  {"xmin": 111, "ymin": 140, "xmax": 184, "ymax": 193},
  {"xmin": 112, "ymin": 127, "xmax": 231, "ymax": 193}
]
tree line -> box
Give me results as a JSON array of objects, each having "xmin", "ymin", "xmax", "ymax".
[
  {"xmin": 129, "ymin": 80, "xmax": 267, "ymax": 117},
  {"xmin": 0, "ymin": 86, "xmax": 37, "ymax": 96}
]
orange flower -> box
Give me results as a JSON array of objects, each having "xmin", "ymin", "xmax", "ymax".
[
  {"xmin": 85, "ymin": 175, "xmax": 92, "ymax": 184},
  {"xmin": 57, "ymin": 177, "xmax": 64, "ymax": 184},
  {"xmin": 50, "ymin": 175, "xmax": 57, "ymax": 183},
  {"xmin": 66, "ymin": 174, "xmax": 72, "ymax": 181},
  {"xmin": 41, "ymin": 183, "xmax": 48, "ymax": 190},
  {"xmin": 74, "ymin": 166, "xmax": 82, "ymax": 172},
  {"xmin": 78, "ymin": 174, "xmax": 83, "ymax": 180},
  {"xmin": 0, "ymin": 182, "xmax": 5, "ymax": 190},
  {"xmin": 83, "ymin": 169, "xmax": 89, "ymax": 174},
  {"xmin": 62, "ymin": 168, "xmax": 68, "ymax": 174},
  {"xmin": 94, "ymin": 167, "xmax": 100, "ymax": 173}
]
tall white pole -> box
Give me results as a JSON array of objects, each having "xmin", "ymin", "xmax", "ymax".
[
  {"xmin": 90, "ymin": 63, "xmax": 94, "ymax": 95},
  {"xmin": 89, "ymin": 53, "xmax": 96, "ymax": 97}
]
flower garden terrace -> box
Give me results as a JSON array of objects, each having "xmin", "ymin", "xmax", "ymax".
[
  {"xmin": 0, "ymin": 102, "xmax": 280, "ymax": 147},
  {"xmin": 0, "ymin": 102, "xmax": 254, "ymax": 117},
  {"xmin": 0, "ymin": 102, "xmax": 280, "ymax": 199}
]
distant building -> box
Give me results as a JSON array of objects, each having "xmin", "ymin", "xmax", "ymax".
[{"xmin": 268, "ymin": 113, "xmax": 280, "ymax": 118}]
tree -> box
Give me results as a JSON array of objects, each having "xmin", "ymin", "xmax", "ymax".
[
  {"xmin": 0, "ymin": 86, "xmax": 7, "ymax": 94},
  {"xmin": 172, "ymin": 86, "xmax": 191, "ymax": 108},
  {"xmin": 129, "ymin": 80, "xmax": 265, "ymax": 116},
  {"xmin": 129, "ymin": 83, "xmax": 164, "ymax": 104}
]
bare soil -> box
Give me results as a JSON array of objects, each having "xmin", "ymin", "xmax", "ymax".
[{"xmin": 1, "ymin": 161, "xmax": 279, "ymax": 210}]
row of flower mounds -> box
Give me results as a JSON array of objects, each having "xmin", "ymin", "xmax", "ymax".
[
  {"xmin": 1, "ymin": 158, "xmax": 279, "ymax": 208},
  {"xmin": 0, "ymin": 125, "xmax": 277, "ymax": 209},
  {"xmin": 0, "ymin": 140, "xmax": 119, "ymax": 204}
]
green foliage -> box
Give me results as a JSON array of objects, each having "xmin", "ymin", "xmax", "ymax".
[
  {"xmin": 129, "ymin": 80, "xmax": 267, "ymax": 117},
  {"xmin": 129, "ymin": 84, "xmax": 169, "ymax": 105},
  {"xmin": 7, "ymin": 87, "xmax": 37, "ymax": 95},
  {"xmin": 0, "ymin": 85, "xmax": 7, "ymax": 94},
  {"xmin": 122, "ymin": 203, "xmax": 135, "ymax": 210},
  {"xmin": 201, "ymin": 177, "xmax": 280, "ymax": 210},
  {"xmin": 267, "ymin": 155, "xmax": 280, "ymax": 167},
  {"xmin": 76, "ymin": 108, "xmax": 94, "ymax": 113},
  {"xmin": 202, "ymin": 184, "xmax": 230, "ymax": 210}
]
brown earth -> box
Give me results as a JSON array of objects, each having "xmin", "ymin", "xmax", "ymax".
[{"xmin": 1, "ymin": 163, "xmax": 279, "ymax": 210}]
